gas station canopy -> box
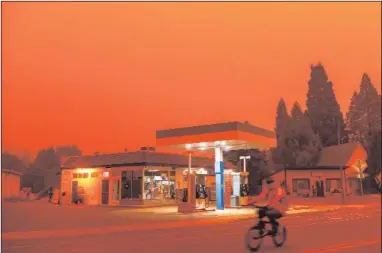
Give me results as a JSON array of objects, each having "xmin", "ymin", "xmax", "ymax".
[
  {"xmin": 156, "ymin": 121, "xmax": 276, "ymax": 211},
  {"xmin": 156, "ymin": 121, "xmax": 276, "ymax": 151}
]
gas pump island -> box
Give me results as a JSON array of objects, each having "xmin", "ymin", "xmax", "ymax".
[{"xmin": 156, "ymin": 121, "xmax": 276, "ymax": 213}]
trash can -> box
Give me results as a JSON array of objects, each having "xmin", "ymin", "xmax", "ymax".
[{"xmin": 230, "ymin": 195, "xmax": 240, "ymax": 207}]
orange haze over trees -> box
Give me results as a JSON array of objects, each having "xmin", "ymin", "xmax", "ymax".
[{"xmin": 1, "ymin": 2, "xmax": 381, "ymax": 158}]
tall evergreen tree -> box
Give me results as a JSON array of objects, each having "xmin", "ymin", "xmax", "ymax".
[
  {"xmin": 289, "ymin": 102, "xmax": 321, "ymax": 166},
  {"xmin": 306, "ymin": 64, "xmax": 345, "ymax": 147},
  {"xmin": 346, "ymin": 73, "xmax": 381, "ymax": 146},
  {"xmin": 275, "ymin": 98, "xmax": 290, "ymax": 146},
  {"xmin": 272, "ymin": 101, "xmax": 321, "ymax": 167},
  {"xmin": 273, "ymin": 98, "xmax": 292, "ymax": 166}
]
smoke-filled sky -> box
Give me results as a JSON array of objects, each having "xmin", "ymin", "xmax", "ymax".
[{"xmin": 2, "ymin": 2, "xmax": 381, "ymax": 157}]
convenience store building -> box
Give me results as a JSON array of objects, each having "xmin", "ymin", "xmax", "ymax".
[{"xmin": 60, "ymin": 150, "xmax": 235, "ymax": 206}]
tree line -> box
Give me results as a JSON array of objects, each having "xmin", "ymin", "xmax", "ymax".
[
  {"xmin": 227, "ymin": 63, "xmax": 381, "ymax": 191},
  {"xmin": 2, "ymin": 145, "xmax": 82, "ymax": 192}
]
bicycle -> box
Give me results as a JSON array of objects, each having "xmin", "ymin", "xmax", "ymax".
[{"xmin": 244, "ymin": 205, "xmax": 287, "ymax": 252}]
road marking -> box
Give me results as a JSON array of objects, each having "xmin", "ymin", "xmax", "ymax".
[{"xmin": 298, "ymin": 238, "xmax": 381, "ymax": 253}]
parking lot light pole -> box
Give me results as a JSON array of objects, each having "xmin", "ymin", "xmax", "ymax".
[{"xmin": 239, "ymin": 156, "xmax": 251, "ymax": 172}]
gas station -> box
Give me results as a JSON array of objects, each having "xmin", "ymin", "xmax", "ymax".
[{"xmin": 156, "ymin": 121, "xmax": 276, "ymax": 213}]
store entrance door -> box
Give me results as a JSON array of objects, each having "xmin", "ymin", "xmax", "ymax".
[
  {"xmin": 316, "ymin": 180, "xmax": 324, "ymax": 197},
  {"xmin": 71, "ymin": 181, "xmax": 78, "ymax": 203},
  {"xmin": 112, "ymin": 180, "xmax": 120, "ymax": 201},
  {"xmin": 101, "ymin": 179, "xmax": 109, "ymax": 205}
]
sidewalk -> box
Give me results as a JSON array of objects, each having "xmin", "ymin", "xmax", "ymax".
[
  {"xmin": 111, "ymin": 202, "xmax": 340, "ymax": 219},
  {"xmin": 286, "ymin": 194, "xmax": 381, "ymax": 207}
]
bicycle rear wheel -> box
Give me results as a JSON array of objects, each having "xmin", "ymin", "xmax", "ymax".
[
  {"xmin": 272, "ymin": 225, "xmax": 287, "ymax": 247},
  {"xmin": 245, "ymin": 228, "xmax": 263, "ymax": 252}
]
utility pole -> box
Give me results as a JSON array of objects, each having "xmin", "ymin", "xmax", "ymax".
[{"xmin": 338, "ymin": 119, "xmax": 345, "ymax": 205}]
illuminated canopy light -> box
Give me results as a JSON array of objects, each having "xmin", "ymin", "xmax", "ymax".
[
  {"xmin": 186, "ymin": 144, "xmax": 192, "ymax": 149},
  {"xmin": 240, "ymin": 156, "xmax": 251, "ymax": 159},
  {"xmin": 196, "ymin": 168, "xmax": 208, "ymax": 175},
  {"xmin": 103, "ymin": 171, "xmax": 109, "ymax": 178},
  {"xmin": 200, "ymin": 142, "xmax": 207, "ymax": 147},
  {"xmin": 221, "ymin": 141, "xmax": 226, "ymax": 146}
]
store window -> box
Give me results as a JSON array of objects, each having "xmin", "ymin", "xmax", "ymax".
[
  {"xmin": 292, "ymin": 179, "xmax": 310, "ymax": 192},
  {"xmin": 143, "ymin": 169, "xmax": 175, "ymax": 200},
  {"xmin": 326, "ymin": 178, "xmax": 342, "ymax": 192}
]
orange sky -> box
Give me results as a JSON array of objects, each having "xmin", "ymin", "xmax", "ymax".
[{"xmin": 2, "ymin": 2, "xmax": 381, "ymax": 158}]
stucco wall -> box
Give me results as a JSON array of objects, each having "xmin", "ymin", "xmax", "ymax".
[
  {"xmin": 276, "ymin": 169, "xmax": 355, "ymax": 197},
  {"xmin": 60, "ymin": 168, "xmax": 106, "ymax": 205},
  {"xmin": 2, "ymin": 172, "xmax": 21, "ymax": 198}
]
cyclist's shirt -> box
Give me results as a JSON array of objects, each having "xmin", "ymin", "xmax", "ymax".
[{"xmin": 265, "ymin": 187, "xmax": 288, "ymax": 214}]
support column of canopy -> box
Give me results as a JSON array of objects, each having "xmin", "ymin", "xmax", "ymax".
[
  {"xmin": 215, "ymin": 147, "xmax": 224, "ymax": 210},
  {"xmin": 188, "ymin": 152, "xmax": 192, "ymax": 204}
]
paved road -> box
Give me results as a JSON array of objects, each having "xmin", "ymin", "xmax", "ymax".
[
  {"xmin": 2, "ymin": 205, "xmax": 380, "ymax": 253},
  {"xmin": 1, "ymin": 201, "xmax": 216, "ymax": 233}
]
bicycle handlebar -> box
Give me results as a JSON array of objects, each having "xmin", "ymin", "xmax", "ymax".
[{"xmin": 252, "ymin": 204, "xmax": 271, "ymax": 209}]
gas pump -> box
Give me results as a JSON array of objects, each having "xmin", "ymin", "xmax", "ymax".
[
  {"xmin": 239, "ymin": 172, "xmax": 249, "ymax": 206},
  {"xmin": 195, "ymin": 173, "xmax": 208, "ymax": 210},
  {"xmin": 231, "ymin": 172, "xmax": 241, "ymax": 207}
]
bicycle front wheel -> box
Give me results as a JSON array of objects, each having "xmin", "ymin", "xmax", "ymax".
[
  {"xmin": 272, "ymin": 225, "xmax": 287, "ymax": 247},
  {"xmin": 245, "ymin": 228, "xmax": 263, "ymax": 252}
]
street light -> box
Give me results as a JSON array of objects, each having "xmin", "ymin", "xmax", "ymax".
[{"xmin": 239, "ymin": 156, "xmax": 251, "ymax": 172}]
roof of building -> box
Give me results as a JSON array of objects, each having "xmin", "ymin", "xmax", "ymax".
[
  {"xmin": 317, "ymin": 142, "xmax": 363, "ymax": 167},
  {"xmin": 1, "ymin": 168, "xmax": 23, "ymax": 176},
  {"xmin": 270, "ymin": 142, "xmax": 364, "ymax": 172},
  {"xmin": 61, "ymin": 151, "xmax": 235, "ymax": 170}
]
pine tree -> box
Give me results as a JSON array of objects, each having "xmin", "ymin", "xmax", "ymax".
[
  {"xmin": 347, "ymin": 73, "xmax": 381, "ymax": 146},
  {"xmin": 275, "ymin": 98, "xmax": 290, "ymax": 146},
  {"xmin": 272, "ymin": 98, "xmax": 293, "ymax": 167},
  {"xmin": 272, "ymin": 101, "xmax": 321, "ymax": 167},
  {"xmin": 306, "ymin": 64, "xmax": 345, "ymax": 147},
  {"xmin": 290, "ymin": 102, "xmax": 321, "ymax": 166}
]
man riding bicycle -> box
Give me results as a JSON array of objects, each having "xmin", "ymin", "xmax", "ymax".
[{"xmin": 248, "ymin": 177, "xmax": 288, "ymax": 233}]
